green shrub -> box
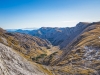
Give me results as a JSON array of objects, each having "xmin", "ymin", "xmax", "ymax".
[{"xmin": 32, "ymin": 54, "xmax": 47, "ymax": 61}]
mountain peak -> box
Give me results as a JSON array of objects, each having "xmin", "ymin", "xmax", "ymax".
[{"xmin": 77, "ymin": 22, "xmax": 90, "ymax": 26}]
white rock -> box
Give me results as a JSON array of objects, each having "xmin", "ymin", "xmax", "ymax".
[{"xmin": 0, "ymin": 43, "xmax": 46, "ymax": 75}]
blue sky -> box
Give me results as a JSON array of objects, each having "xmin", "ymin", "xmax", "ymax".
[{"xmin": 0, "ymin": 0, "xmax": 100, "ymax": 29}]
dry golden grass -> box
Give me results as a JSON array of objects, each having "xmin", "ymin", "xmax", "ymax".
[
  {"xmin": 1, "ymin": 23, "xmax": 100, "ymax": 75},
  {"xmin": 76, "ymin": 25, "xmax": 100, "ymax": 48}
]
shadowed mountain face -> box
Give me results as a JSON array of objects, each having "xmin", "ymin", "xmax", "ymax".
[{"xmin": 1, "ymin": 22, "xmax": 100, "ymax": 75}]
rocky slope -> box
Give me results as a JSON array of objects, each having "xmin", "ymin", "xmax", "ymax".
[
  {"xmin": 0, "ymin": 28, "xmax": 58, "ymax": 75},
  {"xmin": 0, "ymin": 28, "xmax": 61, "ymax": 64},
  {"xmin": 0, "ymin": 43, "xmax": 51, "ymax": 75}
]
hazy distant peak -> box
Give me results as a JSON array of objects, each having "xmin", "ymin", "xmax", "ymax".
[
  {"xmin": 40, "ymin": 27, "xmax": 63, "ymax": 29},
  {"xmin": 22, "ymin": 27, "xmax": 39, "ymax": 30}
]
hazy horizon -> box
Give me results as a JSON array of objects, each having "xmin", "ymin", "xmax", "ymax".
[{"xmin": 0, "ymin": 0, "xmax": 100, "ymax": 29}]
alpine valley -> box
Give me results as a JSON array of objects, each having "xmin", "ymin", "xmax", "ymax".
[{"xmin": 1, "ymin": 22, "xmax": 100, "ymax": 75}]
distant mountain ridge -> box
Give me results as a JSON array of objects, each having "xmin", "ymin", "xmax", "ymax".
[{"xmin": 7, "ymin": 22, "xmax": 90, "ymax": 49}]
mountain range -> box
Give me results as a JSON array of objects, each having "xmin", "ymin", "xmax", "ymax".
[
  {"xmin": 1, "ymin": 21, "xmax": 100, "ymax": 75},
  {"xmin": 7, "ymin": 22, "xmax": 90, "ymax": 49}
]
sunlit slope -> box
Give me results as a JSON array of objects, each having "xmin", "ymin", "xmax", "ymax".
[
  {"xmin": 51, "ymin": 22, "xmax": 100, "ymax": 75},
  {"xmin": 0, "ymin": 43, "xmax": 54, "ymax": 75},
  {"xmin": 0, "ymin": 28, "xmax": 58, "ymax": 63}
]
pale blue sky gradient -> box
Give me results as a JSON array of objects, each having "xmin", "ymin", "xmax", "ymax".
[{"xmin": 0, "ymin": 0, "xmax": 100, "ymax": 29}]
